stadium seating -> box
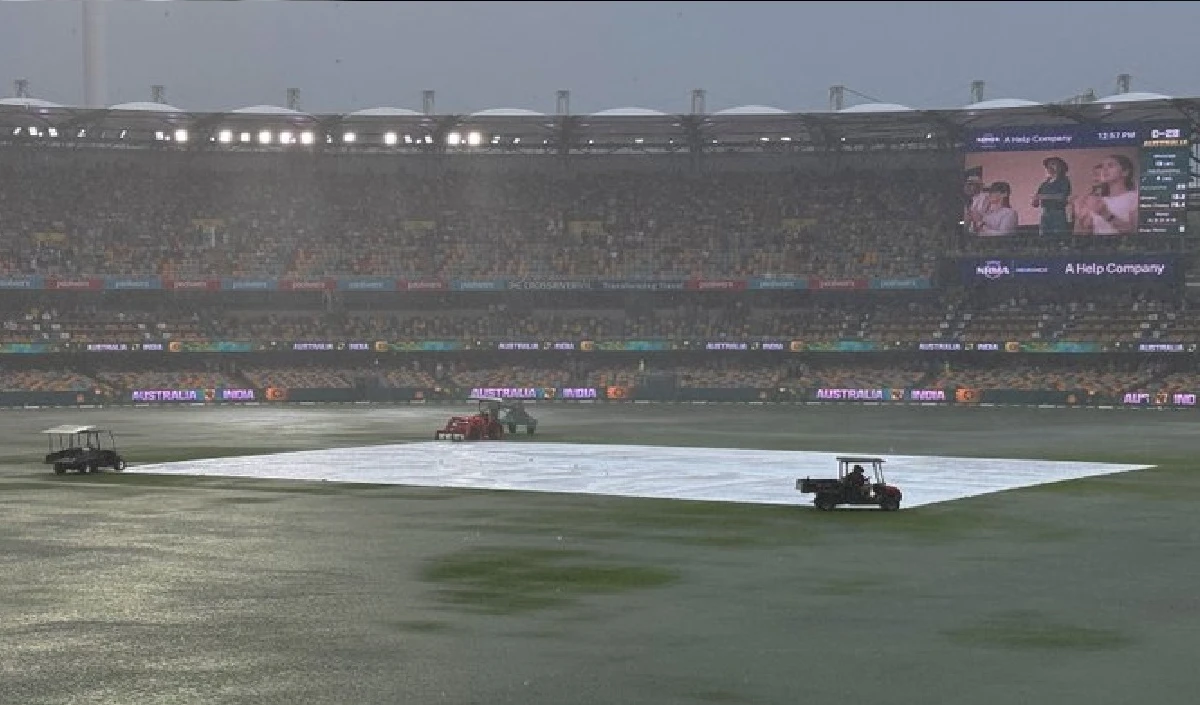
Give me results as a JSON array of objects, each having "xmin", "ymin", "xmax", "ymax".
[{"xmin": 0, "ymin": 154, "xmax": 957, "ymax": 280}]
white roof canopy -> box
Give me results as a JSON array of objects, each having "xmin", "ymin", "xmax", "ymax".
[{"xmin": 42, "ymin": 425, "xmax": 105, "ymax": 435}]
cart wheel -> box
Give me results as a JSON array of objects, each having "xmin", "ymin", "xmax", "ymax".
[
  {"xmin": 53, "ymin": 464, "xmax": 66, "ymax": 475},
  {"xmin": 114, "ymin": 458, "xmax": 126, "ymax": 472},
  {"xmin": 879, "ymin": 497, "xmax": 900, "ymax": 511},
  {"xmin": 814, "ymin": 495, "xmax": 837, "ymax": 511}
]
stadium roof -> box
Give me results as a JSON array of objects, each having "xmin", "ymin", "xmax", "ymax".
[
  {"xmin": 230, "ymin": 105, "xmax": 310, "ymax": 116},
  {"xmin": 1095, "ymin": 91, "xmax": 1173, "ymax": 103},
  {"xmin": 713, "ymin": 105, "xmax": 788, "ymax": 115},
  {"xmin": 591, "ymin": 107, "xmax": 667, "ymax": 117},
  {"xmin": 108, "ymin": 101, "xmax": 184, "ymax": 113},
  {"xmin": 0, "ymin": 97, "xmax": 64, "ymax": 110},
  {"xmin": 347, "ymin": 107, "xmax": 422, "ymax": 117},
  {"xmin": 962, "ymin": 98, "xmax": 1042, "ymax": 110},
  {"xmin": 470, "ymin": 108, "xmax": 545, "ymax": 117},
  {"xmin": 838, "ymin": 102, "xmax": 915, "ymax": 113},
  {"xmin": 0, "ymin": 94, "xmax": 1197, "ymax": 153}
]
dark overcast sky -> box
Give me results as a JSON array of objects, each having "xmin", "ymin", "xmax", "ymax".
[{"xmin": 1, "ymin": 1, "xmax": 1195, "ymax": 114}]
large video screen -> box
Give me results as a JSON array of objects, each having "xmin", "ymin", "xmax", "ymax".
[{"xmin": 963, "ymin": 123, "xmax": 1189, "ymax": 236}]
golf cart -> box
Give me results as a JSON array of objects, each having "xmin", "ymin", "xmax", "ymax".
[
  {"xmin": 478, "ymin": 397, "xmax": 538, "ymax": 435},
  {"xmin": 43, "ymin": 425, "xmax": 126, "ymax": 475},
  {"xmin": 796, "ymin": 456, "xmax": 902, "ymax": 511}
]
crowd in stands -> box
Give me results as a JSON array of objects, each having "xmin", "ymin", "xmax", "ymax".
[
  {"xmin": 0, "ymin": 369, "xmax": 96, "ymax": 392},
  {"xmin": 930, "ymin": 360, "xmax": 1162, "ymax": 398},
  {"xmin": 0, "ymin": 150, "xmax": 959, "ymax": 280},
  {"xmin": 4, "ymin": 289, "xmax": 1200, "ymax": 347}
]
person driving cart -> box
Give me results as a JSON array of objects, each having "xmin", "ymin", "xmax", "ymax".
[{"xmin": 846, "ymin": 464, "xmax": 870, "ymax": 499}]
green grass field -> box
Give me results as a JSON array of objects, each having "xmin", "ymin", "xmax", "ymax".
[{"xmin": 1, "ymin": 404, "xmax": 1197, "ymax": 705}]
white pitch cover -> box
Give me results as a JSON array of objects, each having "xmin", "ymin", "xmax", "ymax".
[{"xmin": 127, "ymin": 442, "xmax": 1150, "ymax": 509}]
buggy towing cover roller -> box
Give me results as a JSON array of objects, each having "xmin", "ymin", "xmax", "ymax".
[
  {"xmin": 470, "ymin": 393, "xmax": 539, "ymax": 436},
  {"xmin": 796, "ymin": 455, "xmax": 903, "ymax": 511},
  {"xmin": 42, "ymin": 425, "xmax": 127, "ymax": 474}
]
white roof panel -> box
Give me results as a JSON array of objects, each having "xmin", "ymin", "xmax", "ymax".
[
  {"xmin": 347, "ymin": 107, "xmax": 423, "ymax": 117},
  {"xmin": 713, "ymin": 105, "xmax": 788, "ymax": 116},
  {"xmin": 0, "ymin": 97, "xmax": 65, "ymax": 109},
  {"xmin": 590, "ymin": 107, "xmax": 668, "ymax": 117},
  {"xmin": 470, "ymin": 108, "xmax": 546, "ymax": 117},
  {"xmin": 838, "ymin": 102, "xmax": 915, "ymax": 113},
  {"xmin": 1095, "ymin": 91, "xmax": 1173, "ymax": 103},
  {"xmin": 108, "ymin": 101, "xmax": 184, "ymax": 113},
  {"xmin": 230, "ymin": 105, "xmax": 309, "ymax": 116},
  {"xmin": 42, "ymin": 425, "xmax": 102, "ymax": 435},
  {"xmin": 961, "ymin": 98, "xmax": 1042, "ymax": 110}
]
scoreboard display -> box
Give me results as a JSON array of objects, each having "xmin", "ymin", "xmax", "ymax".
[
  {"xmin": 964, "ymin": 122, "xmax": 1191, "ymax": 236},
  {"xmin": 1137, "ymin": 126, "xmax": 1190, "ymax": 234}
]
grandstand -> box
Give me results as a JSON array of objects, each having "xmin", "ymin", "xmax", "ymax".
[{"xmin": 2, "ymin": 88, "xmax": 1200, "ymax": 407}]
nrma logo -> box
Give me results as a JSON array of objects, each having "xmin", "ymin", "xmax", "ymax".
[
  {"xmin": 977, "ymin": 260, "xmax": 1011, "ymax": 280},
  {"xmin": 976, "ymin": 133, "xmax": 1001, "ymax": 144}
]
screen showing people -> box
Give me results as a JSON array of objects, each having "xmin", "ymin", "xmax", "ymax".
[{"xmin": 963, "ymin": 124, "xmax": 1189, "ymax": 237}]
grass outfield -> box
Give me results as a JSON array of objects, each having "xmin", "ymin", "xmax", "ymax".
[{"xmin": 0, "ymin": 404, "xmax": 1197, "ymax": 705}]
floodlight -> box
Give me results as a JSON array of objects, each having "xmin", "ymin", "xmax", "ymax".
[
  {"xmin": 466, "ymin": 131, "xmax": 482, "ymax": 146},
  {"xmin": 240, "ymin": 132, "xmax": 252, "ymax": 143},
  {"xmin": 279, "ymin": 131, "xmax": 294, "ymax": 145},
  {"xmin": 300, "ymin": 131, "xmax": 314, "ymax": 145},
  {"xmin": 258, "ymin": 130, "xmax": 272, "ymax": 144},
  {"xmin": 342, "ymin": 131, "xmax": 356, "ymax": 143},
  {"xmin": 174, "ymin": 129, "xmax": 188, "ymax": 143},
  {"xmin": 384, "ymin": 132, "xmax": 397, "ymax": 145},
  {"xmin": 446, "ymin": 132, "xmax": 462, "ymax": 146},
  {"xmin": 218, "ymin": 130, "xmax": 233, "ymax": 143}
]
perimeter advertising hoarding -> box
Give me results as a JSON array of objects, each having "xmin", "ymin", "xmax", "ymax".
[
  {"xmin": 961, "ymin": 254, "xmax": 1178, "ymax": 284},
  {"xmin": 812, "ymin": 388, "xmax": 948, "ymax": 402},
  {"xmin": 468, "ymin": 387, "xmax": 598, "ymax": 400},
  {"xmin": 963, "ymin": 123, "xmax": 1189, "ymax": 236},
  {"xmin": 1121, "ymin": 392, "xmax": 1198, "ymax": 406},
  {"xmin": 130, "ymin": 388, "xmax": 257, "ymax": 402}
]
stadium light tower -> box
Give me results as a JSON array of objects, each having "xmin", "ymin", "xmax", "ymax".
[
  {"xmin": 14, "ymin": 79, "xmax": 29, "ymax": 99},
  {"xmin": 423, "ymin": 90, "xmax": 436, "ymax": 116},
  {"xmin": 828, "ymin": 85, "xmax": 844, "ymax": 111},
  {"xmin": 691, "ymin": 89, "xmax": 706, "ymax": 115},
  {"xmin": 1117, "ymin": 73, "xmax": 1132, "ymax": 94},
  {"xmin": 556, "ymin": 90, "xmax": 570, "ymax": 116},
  {"xmin": 82, "ymin": 0, "xmax": 108, "ymax": 107},
  {"xmin": 151, "ymin": 84, "xmax": 166, "ymax": 105},
  {"xmin": 970, "ymin": 80, "xmax": 985, "ymax": 104},
  {"xmin": 287, "ymin": 88, "xmax": 301, "ymax": 111}
]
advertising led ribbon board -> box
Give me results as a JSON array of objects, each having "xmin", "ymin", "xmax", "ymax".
[
  {"xmin": 960, "ymin": 254, "xmax": 1179, "ymax": 284},
  {"xmin": 964, "ymin": 123, "xmax": 1190, "ymax": 236}
]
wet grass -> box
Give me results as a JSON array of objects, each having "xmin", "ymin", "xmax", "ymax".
[
  {"xmin": 946, "ymin": 610, "xmax": 1134, "ymax": 651},
  {"xmin": 421, "ymin": 546, "xmax": 681, "ymax": 615},
  {"xmin": 389, "ymin": 619, "xmax": 454, "ymax": 634}
]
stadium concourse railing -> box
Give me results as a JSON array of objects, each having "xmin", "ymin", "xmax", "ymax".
[{"xmin": 2, "ymin": 387, "xmax": 1197, "ymax": 410}]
